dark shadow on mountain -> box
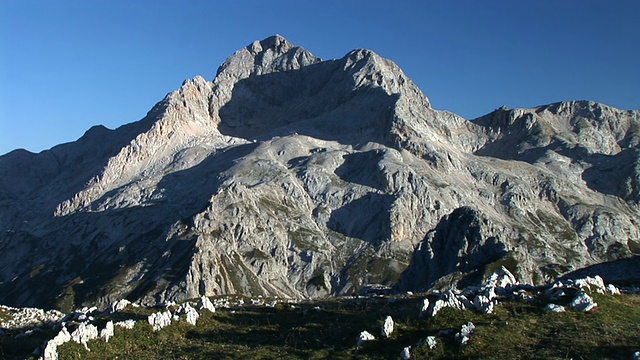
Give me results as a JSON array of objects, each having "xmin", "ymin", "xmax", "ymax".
[
  {"xmin": 334, "ymin": 150, "xmax": 386, "ymax": 190},
  {"xmin": 327, "ymin": 192, "xmax": 394, "ymax": 245},
  {"xmin": 395, "ymin": 207, "xmax": 507, "ymax": 292},
  {"xmin": 0, "ymin": 143, "xmax": 259, "ymax": 310},
  {"xmin": 559, "ymin": 255, "xmax": 640, "ymax": 285},
  {"xmin": 0, "ymin": 102, "xmax": 165, "ymax": 225},
  {"xmin": 580, "ymin": 149, "xmax": 640, "ymax": 203},
  {"xmin": 217, "ymin": 59, "xmax": 399, "ymax": 146}
]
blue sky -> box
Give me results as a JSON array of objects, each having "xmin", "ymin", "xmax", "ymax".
[{"xmin": 1, "ymin": 1, "xmax": 639, "ymax": 155}]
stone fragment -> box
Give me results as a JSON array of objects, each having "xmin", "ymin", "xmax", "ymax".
[
  {"xmin": 426, "ymin": 336, "xmax": 437, "ymax": 349},
  {"xmin": 400, "ymin": 346, "xmax": 411, "ymax": 359},
  {"xmin": 70, "ymin": 323, "xmax": 99, "ymax": 350},
  {"xmin": 568, "ymin": 291, "xmax": 597, "ymax": 312},
  {"xmin": 381, "ymin": 316, "xmax": 394, "ymax": 338},
  {"xmin": 574, "ymin": 276, "xmax": 606, "ymax": 294},
  {"xmin": 110, "ymin": 299, "xmax": 131, "ymax": 313},
  {"xmin": 148, "ymin": 310, "xmax": 172, "ymax": 331},
  {"xmin": 184, "ymin": 304, "xmax": 200, "ymax": 326},
  {"xmin": 357, "ymin": 330, "xmax": 375, "ymax": 347},
  {"xmin": 115, "ymin": 319, "xmax": 136, "ymax": 329},
  {"xmin": 428, "ymin": 290, "xmax": 466, "ymax": 317},
  {"xmin": 606, "ymin": 284, "xmax": 620, "ymax": 295},
  {"xmin": 197, "ymin": 296, "xmax": 216, "ymax": 312},
  {"xmin": 42, "ymin": 326, "xmax": 71, "ymax": 360},
  {"xmin": 100, "ymin": 320, "xmax": 114, "ymax": 342},
  {"xmin": 473, "ymin": 294, "xmax": 494, "ymax": 314},
  {"xmin": 419, "ymin": 298, "xmax": 429, "ymax": 315},
  {"xmin": 455, "ymin": 322, "xmax": 475, "ymax": 345},
  {"xmin": 545, "ymin": 303, "xmax": 566, "ymax": 312}
]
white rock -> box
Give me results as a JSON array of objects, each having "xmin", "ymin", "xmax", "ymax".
[
  {"xmin": 197, "ymin": 296, "xmax": 216, "ymax": 312},
  {"xmin": 100, "ymin": 320, "xmax": 114, "ymax": 342},
  {"xmin": 574, "ymin": 276, "xmax": 606, "ymax": 294},
  {"xmin": 455, "ymin": 322, "xmax": 475, "ymax": 345},
  {"xmin": 400, "ymin": 346, "xmax": 411, "ymax": 359},
  {"xmin": 71, "ymin": 323, "xmax": 99, "ymax": 350},
  {"xmin": 569, "ymin": 291, "xmax": 597, "ymax": 311},
  {"xmin": 484, "ymin": 266, "xmax": 518, "ymax": 295},
  {"xmin": 110, "ymin": 299, "xmax": 131, "ymax": 313},
  {"xmin": 115, "ymin": 319, "xmax": 136, "ymax": 329},
  {"xmin": 473, "ymin": 294, "xmax": 494, "ymax": 314},
  {"xmin": 426, "ymin": 336, "xmax": 437, "ymax": 349},
  {"xmin": 148, "ymin": 310, "xmax": 172, "ymax": 331},
  {"xmin": 357, "ymin": 330, "xmax": 375, "ymax": 347},
  {"xmin": 428, "ymin": 290, "xmax": 466, "ymax": 317},
  {"xmin": 545, "ymin": 303, "xmax": 566, "ymax": 312},
  {"xmin": 42, "ymin": 325, "xmax": 71, "ymax": 360},
  {"xmin": 381, "ymin": 315, "xmax": 394, "ymax": 338},
  {"xmin": 606, "ymin": 284, "xmax": 620, "ymax": 295},
  {"xmin": 184, "ymin": 304, "xmax": 200, "ymax": 326},
  {"xmin": 419, "ymin": 298, "xmax": 429, "ymax": 315}
]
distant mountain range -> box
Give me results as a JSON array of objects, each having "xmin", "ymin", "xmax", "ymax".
[{"xmin": 1, "ymin": 35, "xmax": 638, "ymax": 310}]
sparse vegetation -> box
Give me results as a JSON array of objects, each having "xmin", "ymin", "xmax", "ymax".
[{"xmin": 3, "ymin": 291, "xmax": 637, "ymax": 360}]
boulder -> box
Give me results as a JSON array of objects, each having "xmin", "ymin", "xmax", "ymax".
[
  {"xmin": 42, "ymin": 325, "xmax": 71, "ymax": 360},
  {"xmin": 70, "ymin": 323, "xmax": 99, "ymax": 350},
  {"xmin": 455, "ymin": 322, "xmax": 475, "ymax": 345},
  {"xmin": 357, "ymin": 330, "xmax": 375, "ymax": 347},
  {"xmin": 197, "ymin": 296, "xmax": 216, "ymax": 312},
  {"xmin": 381, "ymin": 316, "xmax": 394, "ymax": 338},
  {"xmin": 115, "ymin": 319, "xmax": 136, "ymax": 329},
  {"xmin": 148, "ymin": 310, "xmax": 172, "ymax": 331},
  {"xmin": 568, "ymin": 291, "xmax": 597, "ymax": 312},
  {"xmin": 545, "ymin": 303, "xmax": 566, "ymax": 312},
  {"xmin": 400, "ymin": 346, "xmax": 411, "ymax": 359},
  {"xmin": 100, "ymin": 320, "xmax": 114, "ymax": 342}
]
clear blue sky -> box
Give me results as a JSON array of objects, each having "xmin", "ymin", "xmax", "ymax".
[{"xmin": 1, "ymin": 1, "xmax": 639, "ymax": 155}]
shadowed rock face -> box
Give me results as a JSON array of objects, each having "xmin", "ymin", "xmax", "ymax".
[{"xmin": 1, "ymin": 35, "xmax": 639, "ymax": 310}]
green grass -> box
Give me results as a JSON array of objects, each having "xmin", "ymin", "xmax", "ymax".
[
  {"xmin": 53, "ymin": 293, "xmax": 640, "ymax": 359},
  {"xmin": 3, "ymin": 292, "xmax": 639, "ymax": 359}
]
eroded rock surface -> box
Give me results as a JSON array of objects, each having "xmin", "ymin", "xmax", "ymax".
[{"xmin": 0, "ymin": 35, "xmax": 638, "ymax": 310}]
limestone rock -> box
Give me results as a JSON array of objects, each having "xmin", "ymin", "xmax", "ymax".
[
  {"xmin": 545, "ymin": 303, "xmax": 566, "ymax": 312},
  {"xmin": 70, "ymin": 323, "xmax": 99, "ymax": 350},
  {"xmin": 100, "ymin": 320, "xmax": 114, "ymax": 342},
  {"xmin": 0, "ymin": 35, "xmax": 639, "ymax": 311},
  {"xmin": 197, "ymin": 296, "xmax": 216, "ymax": 312},
  {"xmin": 357, "ymin": 330, "xmax": 375, "ymax": 347},
  {"xmin": 110, "ymin": 299, "xmax": 131, "ymax": 313},
  {"xmin": 455, "ymin": 322, "xmax": 475, "ymax": 345},
  {"xmin": 426, "ymin": 336, "xmax": 437, "ymax": 349},
  {"xmin": 381, "ymin": 315, "xmax": 394, "ymax": 338},
  {"xmin": 400, "ymin": 346, "xmax": 411, "ymax": 359},
  {"xmin": 115, "ymin": 319, "xmax": 136, "ymax": 329},
  {"xmin": 148, "ymin": 310, "xmax": 172, "ymax": 331},
  {"xmin": 568, "ymin": 291, "xmax": 598, "ymax": 311},
  {"xmin": 42, "ymin": 325, "xmax": 71, "ymax": 360},
  {"xmin": 428, "ymin": 290, "xmax": 467, "ymax": 317},
  {"xmin": 419, "ymin": 298, "xmax": 429, "ymax": 315}
]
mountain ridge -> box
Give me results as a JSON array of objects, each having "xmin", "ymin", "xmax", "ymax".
[{"xmin": 1, "ymin": 35, "xmax": 638, "ymax": 311}]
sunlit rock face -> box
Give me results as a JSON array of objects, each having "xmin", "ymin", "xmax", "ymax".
[{"xmin": 0, "ymin": 35, "xmax": 638, "ymax": 310}]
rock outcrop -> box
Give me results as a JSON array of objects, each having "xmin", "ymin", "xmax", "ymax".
[{"xmin": 0, "ymin": 35, "xmax": 638, "ymax": 311}]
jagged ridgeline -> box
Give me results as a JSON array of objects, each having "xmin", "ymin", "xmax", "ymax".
[{"xmin": 1, "ymin": 35, "xmax": 638, "ymax": 310}]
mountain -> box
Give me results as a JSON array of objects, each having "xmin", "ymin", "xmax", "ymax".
[{"xmin": 1, "ymin": 35, "xmax": 638, "ymax": 310}]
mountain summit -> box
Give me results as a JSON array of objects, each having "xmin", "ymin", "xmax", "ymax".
[{"xmin": 1, "ymin": 36, "xmax": 638, "ymax": 310}]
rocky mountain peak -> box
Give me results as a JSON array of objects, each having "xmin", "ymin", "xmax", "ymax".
[
  {"xmin": 214, "ymin": 35, "xmax": 322, "ymax": 84},
  {"xmin": 1, "ymin": 36, "xmax": 639, "ymax": 312}
]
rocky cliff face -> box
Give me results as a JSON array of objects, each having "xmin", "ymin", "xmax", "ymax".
[{"xmin": 1, "ymin": 35, "xmax": 638, "ymax": 310}]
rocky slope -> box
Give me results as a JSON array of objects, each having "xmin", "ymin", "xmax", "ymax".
[{"xmin": 0, "ymin": 35, "xmax": 638, "ymax": 310}]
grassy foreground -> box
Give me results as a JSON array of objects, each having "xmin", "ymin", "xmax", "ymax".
[{"xmin": 2, "ymin": 291, "xmax": 639, "ymax": 359}]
